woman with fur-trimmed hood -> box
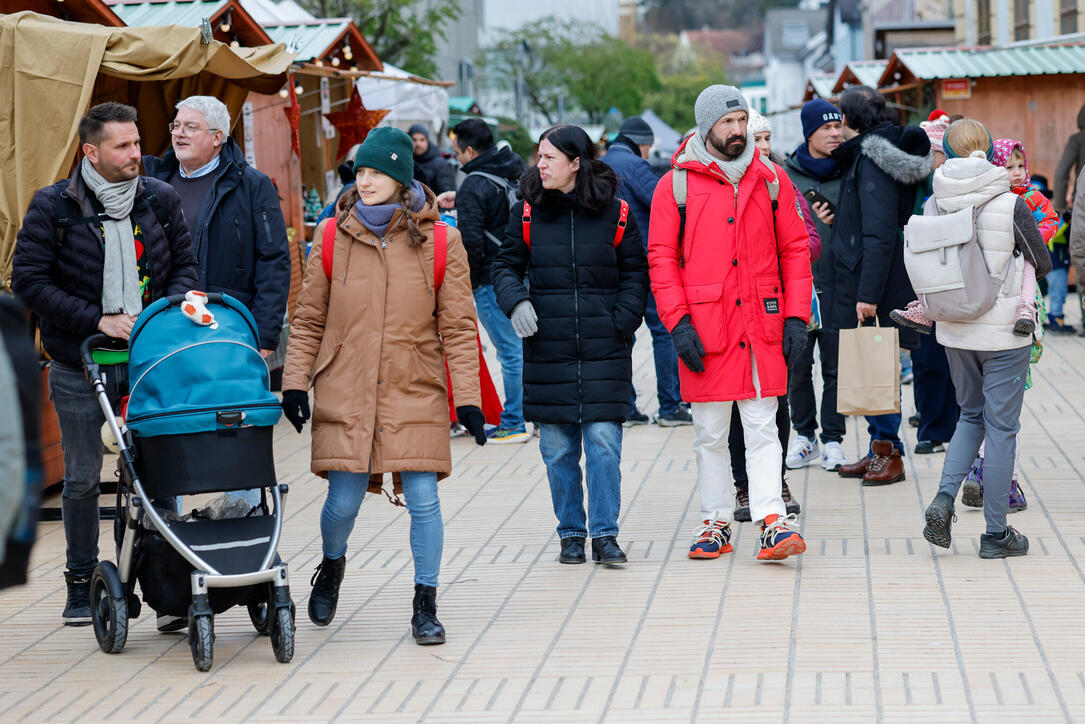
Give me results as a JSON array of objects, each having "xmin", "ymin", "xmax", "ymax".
[{"xmin": 821, "ymin": 85, "xmax": 933, "ymax": 484}]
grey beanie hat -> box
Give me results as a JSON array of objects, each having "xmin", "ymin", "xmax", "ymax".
[{"xmin": 695, "ymin": 84, "xmax": 749, "ymax": 140}]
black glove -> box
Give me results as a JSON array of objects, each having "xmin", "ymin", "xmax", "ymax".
[
  {"xmin": 670, "ymin": 315, "xmax": 706, "ymax": 373},
  {"xmin": 281, "ymin": 389, "xmax": 311, "ymax": 433},
  {"xmin": 456, "ymin": 405, "xmax": 487, "ymax": 446},
  {"xmin": 781, "ymin": 317, "xmax": 809, "ymax": 368}
]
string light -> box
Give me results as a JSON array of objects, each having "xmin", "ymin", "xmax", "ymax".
[
  {"xmin": 295, "ymin": 83, "xmax": 304, "ymax": 95},
  {"xmin": 314, "ymin": 59, "xmax": 323, "ymax": 66},
  {"xmin": 331, "ymin": 57, "xmax": 340, "ymax": 67},
  {"xmin": 342, "ymin": 43, "xmax": 353, "ymax": 61},
  {"xmin": 220, "ymin": 9, "xmax": 232, "ymax": 33},
  {"xmin": 230, "ymin": 39, "xmax": 240, "ymax": 48},
  {"xmin": 279, "ymin": 87, "xmax": 289, "ymax": 98}
]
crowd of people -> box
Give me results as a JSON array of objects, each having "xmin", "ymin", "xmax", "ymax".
[{"xmin": 10, "ymin": 82, "xmax": 1084, "ymax": 646}]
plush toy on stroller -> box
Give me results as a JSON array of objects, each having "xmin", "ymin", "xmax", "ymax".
[{"xmin": 82, "ymin": 292, "xmax": 294, "ymax": 671}]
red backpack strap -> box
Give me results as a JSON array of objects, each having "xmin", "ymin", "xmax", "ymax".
[
  {"xmin": 521, "ymin": 201, "xmax": 532, "ymax": 247},
  {"xmin": 433, "ymin": 221, "xmax": 447, "ymax": 291},
  {"xmin": 613, "ymin": 199, "xmax": 629, "ymax": 247},
  {"xmin": 321, "ymin": 219, "xmax": 337, "ymax": 280}
]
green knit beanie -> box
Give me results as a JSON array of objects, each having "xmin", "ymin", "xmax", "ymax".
[{"xmin": 353, "ymin": 127, "xmax": 415, "ymax": 188}]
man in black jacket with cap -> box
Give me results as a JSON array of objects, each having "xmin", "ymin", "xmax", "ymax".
[{"xmin": 410, "ymin": 123, "xmax": 455, "ymax": 194}]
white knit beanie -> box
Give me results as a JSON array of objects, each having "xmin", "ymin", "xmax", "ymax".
[{"xmin": 748, "ymin": 110, "xmax": 772, "ymax": 135}]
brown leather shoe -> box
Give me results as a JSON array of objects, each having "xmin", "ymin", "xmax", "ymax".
[
  {"xmin": 837, "ymin": 454, "xmax": 872, "ymax": 478},
  {"xmin": 862, "ymin": 440, "xmax": 905, "ymax": 486}
]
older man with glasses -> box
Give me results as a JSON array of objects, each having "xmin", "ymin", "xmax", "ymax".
[{"xmin": 143, "ymin": 96, "xmax": 290, "ymax": 547}]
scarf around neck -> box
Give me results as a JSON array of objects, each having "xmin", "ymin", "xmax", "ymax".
[
  {"xmin": 688, "ymin": 129, "xmax": 755, "ymax": 188},
  {"xmin": 81, "ymin": 158, "xmax": 142, "ymax": 317},
  {"xmin": 794, "ymin": 142, "xmax": 838, "ymax": 181},
  {"xmin": 352, "ymin": 179, "xmax": 426, "ymax": 238}
]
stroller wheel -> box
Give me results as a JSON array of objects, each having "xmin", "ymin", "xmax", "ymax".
[
  {"xmin": 270, "ymin": 606, "xmax": 295, "ymax": 664},
  {"xmin": 91, "ymin": 562, "xmax": 128, "ymax": 654},
  {"xmin": 248, "ymin": 601, "xmax": 270, "ymax": 636},
  {"xmin": 189, "ymin": 614, "xmax": 214, "ymax": 671}
]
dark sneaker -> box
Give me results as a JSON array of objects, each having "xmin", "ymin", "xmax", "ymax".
[
  {"xmin": 923, "ymin": 492, "xmax": 956, "ymax": 549},
  {"xmin": 62, "ymin": 570, "xmax": 92, "ymax": 626},
  {"xmin": 979, "ymin": 526, "xmax": 1029, "ymax": 559},
  {"xmin": 656, "ymin": 408, "xmax": 694, "ymax": 426},
  {"xmin": 914, "ymin": 440, "xmax": 946, "ymax": 455},
  {"xmin": 757, "ymin": 514, "xmax": 806, "ymax": 561},
  {"xmin": 961, "ymin": 457, "xmax": 983, "ymax": 508},
  {"xmin": 689, "ymin": 518, "xmax": 733, "ymax": 559},
  {"xmin": 908, "ymin": 414, "xmax": 920, "ymax": 428},
  {"xmin": 782, "ymin": 480, "xmax": 801, "ymax": 515},
  {"xmin": 1008, "ymin": 479, "xmax": 1028, "ymax": 513},
  {"xmin": 623, "ymin": 410, "xmax": 651, "ymax": 427},
  {"xmin": 734, "ymin": 487, "xmax": 751, "ymax": 522}
]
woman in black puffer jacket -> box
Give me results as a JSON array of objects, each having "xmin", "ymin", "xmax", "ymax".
[{"xmin": 492, "ymin": 125, "xmax": 649, "ymax": 566}]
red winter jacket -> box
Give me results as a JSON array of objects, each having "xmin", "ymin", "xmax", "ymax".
[{"xmin": 648, "ymin": 139, "xmax": 812, "ymax": 402}]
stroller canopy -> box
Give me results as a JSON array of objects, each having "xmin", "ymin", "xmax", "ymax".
[{"xmin": 126, "ymin": 294, "xmax": 282, "ymax": 437}]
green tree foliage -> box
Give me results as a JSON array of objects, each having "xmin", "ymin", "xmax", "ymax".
[
  {"xmin": 642, "ymin": 70, "xmax": 720, "ymax": 136},
  {"xmin": 495, "ymin": 117, "xmax": 535, "ymax": 163},
  {"xmin": 482, "ymin": 18, "xmax": 661, "ymax": 124},
  {"xmin": 299, "ymin": 0, "xmax": 460, "ymax": 78}
]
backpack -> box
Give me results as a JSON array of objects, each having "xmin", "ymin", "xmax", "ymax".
[
  {"xmin": 902, "ymin": 198, "xmax": 1010, "ymax": 322},
  {"xmin": 672, "ymin": 158, "xmax": 779, "ymax": 268},
  {"xmin": 519, "ymin": 199, "xmax": 630, "ymax": 248},
  {"xmin": 465, "ymin": 171, "xmax": 519, "ymax": 247},
  {"xmin": 321, "ymin": 218, "xmax": 448, "ymax": 289},
  {"xmin": 51, "ymin": 178, "xmax": 171, "ymax": 247}
]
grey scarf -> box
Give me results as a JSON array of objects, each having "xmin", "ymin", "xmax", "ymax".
[
  {"xmin": 688, "ymin": 128, "xmax": 756, "ymax": 190},
  {"xmin": 81, "ymin": 158, "xmax": 142, "ymax": 316}
]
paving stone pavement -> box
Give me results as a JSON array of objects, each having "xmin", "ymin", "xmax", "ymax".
[{"xmin": 4, "ymin": 312, "xmax": 1085, "ymax": 723}]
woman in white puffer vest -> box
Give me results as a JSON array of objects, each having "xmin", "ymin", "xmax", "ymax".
[{"xmin": 920, "ymin": 119, "xmax": 1051, "ymax": 559}]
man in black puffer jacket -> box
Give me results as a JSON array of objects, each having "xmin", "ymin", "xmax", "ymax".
[
  {"xmin": 12, "ymin": 102, "xmax": 197, "ymax": 627},
  {"xmin": 449, "ymin": 118, "xmax": 528, "ymax": 442},
  {"xmin": 409, "ymin": 123, "xmax": 455, "ymax": 194}
]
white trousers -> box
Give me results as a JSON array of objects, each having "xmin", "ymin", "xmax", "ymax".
[{"xmin": 691, "ymin": 355, "xmax": 786, "ymax": 524}]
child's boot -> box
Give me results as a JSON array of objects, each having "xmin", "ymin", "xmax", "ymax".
[
  {"xmin": 961, "ymin": 457, "xmax": 983, "ymax": 508},
  {"xmin": 1008, "ymin": 478, "xmax": 1028, "ymax": 513},
  {"xmin": 1013, "ymin": 299, "xmax": 1037, "ymax": 336},
  {"xmin": 889, "ymin": 300, "xmax": 933, "ymax": 334}
]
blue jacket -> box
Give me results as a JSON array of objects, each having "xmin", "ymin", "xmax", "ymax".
[
  {"xmin": 601, "ymin": 141, "xmax": 656, "ymax": 237},
  {"xmin": 143, "ymin": 138, "xmax": 290, "ymax": 350}
]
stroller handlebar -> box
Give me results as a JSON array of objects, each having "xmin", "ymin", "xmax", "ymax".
[{"xmin": 80, "ymin": 333, "xmax": 111, "ymax": 372}]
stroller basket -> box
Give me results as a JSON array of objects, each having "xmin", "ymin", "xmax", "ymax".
[{"xmin": 136, "ymin": 425, "xmax": 276, "ymax": 499}]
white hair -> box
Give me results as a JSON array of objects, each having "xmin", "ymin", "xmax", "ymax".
[{"xmin": 176, "ymin": 96, "xmax": 230, "ymax": 133}]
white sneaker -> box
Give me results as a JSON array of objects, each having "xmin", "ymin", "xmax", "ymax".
[
  {"xmin": 821, "ymin": 441, "xmax": 846, "ymax": 471},
  {"xmin": 785, "ymin": 435, "xmax": 820, "ymax": 469}
]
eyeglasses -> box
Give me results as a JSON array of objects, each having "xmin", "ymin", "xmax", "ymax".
[{"xmin": 168, "ymin": 121, "xmax": 216, "ymax": 136}]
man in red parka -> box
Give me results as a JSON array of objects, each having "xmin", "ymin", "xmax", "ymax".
[{"xmin": 648, "ymin": 85, "xmax": 813, "ymax": 562}]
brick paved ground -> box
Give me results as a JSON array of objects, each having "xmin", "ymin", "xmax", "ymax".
[{"xmin": 3, "ymin": 307, "xmax": 1085, "ymax": 723}]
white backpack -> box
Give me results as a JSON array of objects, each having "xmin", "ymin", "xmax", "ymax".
[{"xmin": 902, "ymin": 197, "xmax": 1010, "ymax": 322}]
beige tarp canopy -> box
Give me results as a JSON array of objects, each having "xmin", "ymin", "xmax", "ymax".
[{"xmin": 0, "ymin": 11, "xmax": 295, "ymax": 286}]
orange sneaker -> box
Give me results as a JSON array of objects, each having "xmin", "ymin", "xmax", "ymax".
[
  {"xmin": 757, "ymin": 514, "xmax": 806, "ymax": 561},
  {"xmin": 688, "ymin": 518, "xmax": 733, "ymax": 559}
]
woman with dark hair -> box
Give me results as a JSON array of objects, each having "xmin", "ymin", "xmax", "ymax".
[{"xmin": 491, "ymin": 125, "xmax": 650, "ymax": 565}]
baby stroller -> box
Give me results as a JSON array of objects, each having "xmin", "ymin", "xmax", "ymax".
[{"xmin": 81, "ymin": 292, "xmax": 294, "ymax": 671}]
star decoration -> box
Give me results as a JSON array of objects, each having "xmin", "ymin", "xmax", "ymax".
[{"xmin": 323, "ymin": 86, "xmax": 389, "ymax": 160}]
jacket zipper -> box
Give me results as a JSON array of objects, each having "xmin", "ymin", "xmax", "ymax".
[
  {"xmin": 261, "ymin": 210, "xmax": 272, "ymax": 250},
  {"xmin": 126, "ymin": 401, "xmax": 281, "ymax": 424},
  {"xmin": 570, "ymin": 209, "xmax": 583, "ymax": 422}
]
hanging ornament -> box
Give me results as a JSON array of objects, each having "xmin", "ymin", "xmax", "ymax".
[
  {"xmin": 323, "ymin": 86, "xmax": 389, "ymax": 160},
  {"xmin": 282, "ymin": 75, "xmax": 301, "ymax": 158}
]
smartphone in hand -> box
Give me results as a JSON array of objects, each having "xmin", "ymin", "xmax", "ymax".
[{"xmin": 803, "ymin": 189, "xmax": 835, "ymax": 215}]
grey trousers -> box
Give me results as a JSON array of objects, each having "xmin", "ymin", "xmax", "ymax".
[{"xmin": 938, "ymin": 345, "xmax": 1031, "ymax": 534}]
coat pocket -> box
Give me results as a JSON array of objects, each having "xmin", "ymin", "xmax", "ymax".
[
  {"xmin": 755, "ymin": 275, "xmax": 784, "ymax": 342},
  {"xmin": 311, "ymin": 339, "xmax": 343, "ymax": 384},
  {"xmin": 685, "ymin": 282, "xmax": 726, "ymax": 353}
]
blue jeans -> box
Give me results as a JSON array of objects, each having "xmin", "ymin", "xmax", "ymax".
[
  {"xmin": 630, "ymin": 291, "xmax": 682, "ymax": 416},
  {"xmin": 1047, "ymin": 267, "xmax": 1068, "ymax": 317},
  {"xmin": 321, "ymin": 471, "xmax": 443, "ymax": 587},
  {"xmin": 49, "ymin": 361, "xmax": 129, "ymax": 573},
  {"xmin": 866, "ymin": 413, "xmax": 903, "ymax": 452},
  {"xmin": 473, "ymin": 285, "xmax": 524, "ymax": 429},
  {"xmin": 538, "ymin": 422, "xmax": 622, "ymax": 539}
]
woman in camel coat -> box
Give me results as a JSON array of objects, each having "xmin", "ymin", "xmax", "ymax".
[{"xmin": 280, "ymin": 127, "xmax": 485, "ymax": 645}]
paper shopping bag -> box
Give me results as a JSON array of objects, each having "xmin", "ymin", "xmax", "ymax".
[{"xmin": 836, "ymin": 323, "xmax": 900, "ymax": 415}]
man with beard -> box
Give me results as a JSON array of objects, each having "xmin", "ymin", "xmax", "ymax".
[
  {"xmin": 409, "ymin": 124, "xmax": 455, "ymax": 195},
  {"xmin": 823, "ymin": 85, "xmax": 932, "ymax": 485},
  {"xmin": 13, "ymin": 102, "xmax": 197, "ymax": 625},
  {"xmin": 648, "ymin": 85, "xmax": 813, "ymax": 562}
]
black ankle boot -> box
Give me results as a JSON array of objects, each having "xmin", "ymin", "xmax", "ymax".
[
  {"xmin": 559, "ymin": 536, "xmax": 586, "ymax": 564},
  {"xmin": 591, "ymin": 536, "xmax": 627, "ymax": 565},
  {"xmin": 411, "ymin": 584, "xmax": 445, "ymax": 645},
  {"xmin": 308, "ymin": 555, "xmax": 346, "ymax": 626},
  {"xmin": 63, "ymin": 569, "xmax": 93, "ymax": 626}
]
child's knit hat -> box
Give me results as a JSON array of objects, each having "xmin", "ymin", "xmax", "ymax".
[{"xmin": 992, "ymin": 137, "xmax": 1030, "ymax": 188}]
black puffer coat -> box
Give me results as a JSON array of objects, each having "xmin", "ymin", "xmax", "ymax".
[
  {"xmin": 457, "ymin": 145, "xmax": 525, "ymax": 288},
  {"xmin": 12, "ymin": 165, "xmax": 198, "ymax": 366},
  {"xmin": 823, "ymin": 122, "xmax": 932, "ymax": 350},
  {"xmin": 491, "ymin": 192, "xmax": 649, "ymax": 424},
  {"xmin": 413, "ymin": 143, "xmax": 456, "ymax": 195}
]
